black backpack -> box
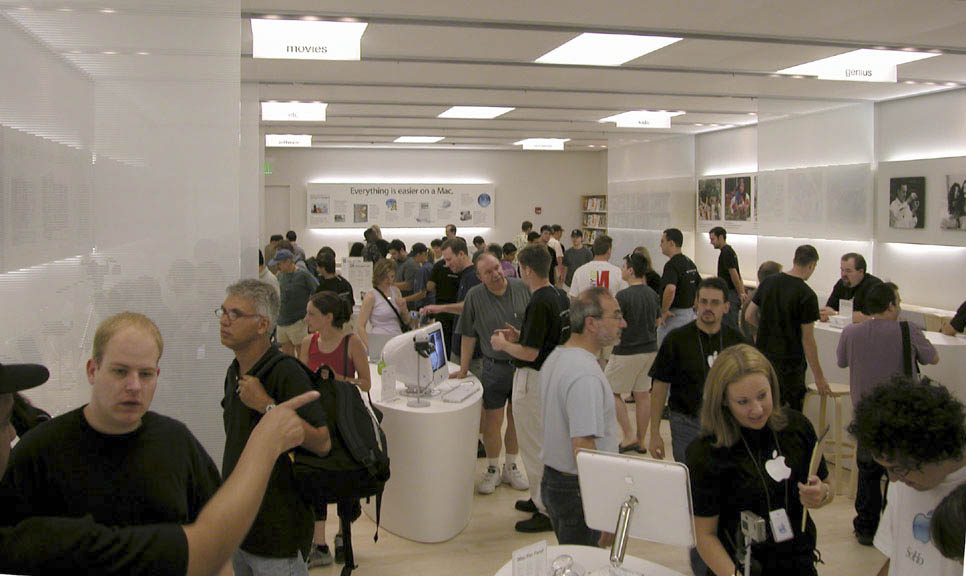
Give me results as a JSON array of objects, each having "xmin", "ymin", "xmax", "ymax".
[{"xmin": 254, "ymin": 340, "xmax": 389, "ymax": 575}]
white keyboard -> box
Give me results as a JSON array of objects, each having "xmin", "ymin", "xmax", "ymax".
[{"xmin": 442, "ymin": 383, "xmax": 477, "ymax": 403}]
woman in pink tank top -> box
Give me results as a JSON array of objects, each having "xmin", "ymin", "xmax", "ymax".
[{"xmin": 299, "ymin": 291, "xmax": 371, "ymax": 391}]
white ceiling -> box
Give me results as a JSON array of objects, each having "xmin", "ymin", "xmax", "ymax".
[{"xmin": 5, "ymin": 1, "xmax": 966, "ymax": 150}]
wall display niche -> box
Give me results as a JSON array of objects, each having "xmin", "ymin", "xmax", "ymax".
[
  {"xmin": 941, "ymin": 174, "xmax": 966, "ymax": 231},
  {"xmin": 888, "ymin": 177, "xmax": 926, "ymax": 229}
]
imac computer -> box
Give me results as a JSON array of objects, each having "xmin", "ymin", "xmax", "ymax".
[
  {"xmin": 576, "ymin": 450, "xmax": 695, "ymax": 574},
  {"xmin": 380, "ymin": 322, "xmax": 449, "ymax": 393}
]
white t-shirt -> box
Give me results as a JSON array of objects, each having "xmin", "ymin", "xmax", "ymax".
[
  {"xmin": 568, "ymin": 260, "xmax": 628, "ymax": 298},
  {"xmin": 547, "ymin": 237, "xmax": 563, "ymax": 262},
  {"xmin": 874, "ymin": 465, "xmax": 966, "ymax": 576}
]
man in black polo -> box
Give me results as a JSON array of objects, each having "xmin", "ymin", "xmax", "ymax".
[
  {"xmin": 657, "ymin": 227, "xmax": 700, "ymax": 347},
  {"xmin": 455, "ymin": 254, "xmax": 531, "ymax": 495},
  {"xmin": 820, "ymin": 252, "xmax": 882, "ymax": 323},
  {"xmin": 746, "ymin": 244, "xmax": 831, "ymax": 410},
  {"xmin": 709, "ymin": 226, "xmax": 747, "ymax": 328},
  {"xmin": 219, "ymin": 279, "xmax": 331, "ymax": 576},
  {"xmin": 426, "ymin": 239, "xmax": 463, "ymax": 360},
  {"xmin": 491, "ymin": 243, "xmax": 570, "ymax": 532}
]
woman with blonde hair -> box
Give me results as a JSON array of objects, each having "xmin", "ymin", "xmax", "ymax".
[
  {"xmin": 357, "ymin": 258, "xmax": 412, "ymax": 350},
  {"xmin": 687, "ymin": 344, "xmax": 832, "ymax": 575},
  {"xmin": 632, "ymin": 245, "xmax": 661, "ymax": 293}
]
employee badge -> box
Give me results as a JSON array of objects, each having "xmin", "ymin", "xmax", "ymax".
[{"xmin": 769, "ymin": 508, "xmax": 793, "ymax": 543}]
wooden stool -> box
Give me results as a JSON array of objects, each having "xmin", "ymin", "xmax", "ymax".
[{"xmin": 804, "ymin": 383, "xmax": 855, "ymax": 495}]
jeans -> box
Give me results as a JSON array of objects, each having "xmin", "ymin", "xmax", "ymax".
[
  {"xmin": 668, "ymin": 410, "xmax": 702, "ymax": 465},
  {"xmin": 854, "ymin": 441, "xmax": 888, "ymax": 537},
  {"xmin": 541, "ymin": 466, "xmax": 599, "ymax": 546},
  {"xmin": 657, "ymin": 307, "xmax": 697, "ymax": 349},
  {"xmin": 232, "ymin": 550, "xmax": 307, "ymax": 576},
  {"xmin": 723, "ymin": 290, "xmax": 741, "ymax": 329},
  {"xmin": 768, "ymin": 357, "xmax": 806, "ymax": 412}
]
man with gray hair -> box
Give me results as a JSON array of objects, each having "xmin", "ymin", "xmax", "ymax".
[
  {"xmin": 540, "ymin": 287, "xmax": 624, "ymax": 546},
  {"xmin": 219, "ymin": 279, "xmax": 331, "ymax": 576}
]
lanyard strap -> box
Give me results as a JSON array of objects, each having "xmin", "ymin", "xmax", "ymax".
[{"xmin": 738, "ymin": 428, "xmax": 789, "ymax": 514}]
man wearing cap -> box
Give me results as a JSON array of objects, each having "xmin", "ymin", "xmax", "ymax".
[
  {"xmin": 271, "ymin": 248, "xmax": 319, "ymax": 356},
  {"xmin": 2, "ymin": 313, "xmax": 221, "ymax": 528},
  {"xmin": 0, "ymin": 360, "xmax": 321, "ymax": 576}
]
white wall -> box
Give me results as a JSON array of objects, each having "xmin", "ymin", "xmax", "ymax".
[{"xmin": 263, "ymin": 148, "xmax": 606, "ymax": 258}]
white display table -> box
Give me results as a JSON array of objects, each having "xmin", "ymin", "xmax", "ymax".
[
  {"xmin": 494, "ymin": 545, "xmax": 686, "ymax": 576},
  {"xmin": 361, "ymin": 362, "xmax": 483, "ymax": 543}
]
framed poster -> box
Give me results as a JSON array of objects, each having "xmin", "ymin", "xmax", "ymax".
[
  {"xmin": 307, "ymin": 183, "xmax": 495, "ymax": 228},
  {"xmin": 889, "ymin": 177, "xmax": 925, "ymax": 229},
  {"xmin": 941, "ymin": 175, "xmax": 966, "ymax": 230},
  {"xmin": 697, "ymin": 178, "xmax": 722, "ymax": 222}
]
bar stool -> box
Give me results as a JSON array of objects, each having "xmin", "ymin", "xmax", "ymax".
[{"xmin": 804, "ymin": 382, "xmax": 855, "ymax": 495}]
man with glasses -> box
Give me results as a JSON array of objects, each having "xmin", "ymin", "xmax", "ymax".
[
  {"xmin": 219, "ymin": 279, "xmax": 331, "ymax": 576},
  {"xmin": 848, "ymin": 377, "xmax": 966, "ymax": 576},
  {"xmin": 540, "ymin": 287, "xmax": 624, "ymax": 546}
]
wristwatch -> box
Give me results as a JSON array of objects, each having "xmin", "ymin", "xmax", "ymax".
[{"xmin": 264, "ymin": 403, "xmax": 277, "ymax": 414}]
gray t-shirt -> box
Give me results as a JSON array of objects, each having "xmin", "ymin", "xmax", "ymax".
[
  {"xmin": 277, "ymin": 268, "xmax": 319, "ymax": 326},
  {"xmin": 540, "ymin": 346, "xmax": 620, "ymax": 475},
  {"xmin": 396, "ymin": 256, "xmax": 420, "ymax": 296},
  {"xmin": 457, "ymin": 278, "xmax": 531, "ymax": 360},
  {"xmin": 562, "ymin": 247, "xmax": 593, "ymax": 286},
  {"xmin": 613, "ymin": 283, "xmax": 660, "ymax": 355}
]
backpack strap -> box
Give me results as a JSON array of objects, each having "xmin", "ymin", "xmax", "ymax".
[
  {"xmin": 375, "ymin": 287, "xmax": 410, "ymax": 333},
  {"xmin": 900, "ymin": 321, "xmax": 914, "ymax": 378},
  {"xmin": 343, "ymin": 333, "xmax": 351, "ymax": 379}
]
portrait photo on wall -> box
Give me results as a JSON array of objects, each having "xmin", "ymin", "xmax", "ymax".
[
  {"xmin": 724, "ymin": 176, "xmax": 752, "ymax": 221},
  {"xmin": 941, "ymin": 175, "xmax": 966, "ymax": 230},
  {"xmin": 889, "ymin": 176, "xmax": 925, "ymax": 229},
  {"xmin": 697, "ymin": 178, "xmax": 722, "ymax": 221}
]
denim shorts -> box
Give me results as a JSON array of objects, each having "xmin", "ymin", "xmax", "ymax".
[{"xmin": 481, "ymin": 356, "xmax": 516, "ymax": 410}]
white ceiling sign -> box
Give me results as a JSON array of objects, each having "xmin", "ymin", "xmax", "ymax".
[
  {"xmin": 514, "ymin": 138, "xmax": 570, "ymax": 150},
  {"xmin": 599, "ymin": 110, "xmax": 686, "ymax": 129},
  {"xmin": 266, "ymin": 134, "xmax": 312, "ymax": 147},
  {"xmin": 777, "ymin": 49, "xmax": 939, "ymax": 83},
  {"xmin": 251, "ymin": 19, "xmax": 368, "ymax": 60},
  {"xmin": 261, "ymin": 101, "xmax": 327, "ymax": 121}
]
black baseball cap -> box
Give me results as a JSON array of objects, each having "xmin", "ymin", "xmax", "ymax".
[{"xmin": 0, "ymin": 362, "xmax": 49, "ymax": 394}]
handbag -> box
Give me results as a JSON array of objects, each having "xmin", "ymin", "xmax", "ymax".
[{"xmin": 375, "ymin": 287, "xmax": 411, "ymax": 333}]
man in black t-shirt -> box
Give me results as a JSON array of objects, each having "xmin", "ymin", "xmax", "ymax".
[
  {"xmin": 657, "ymin": 228, "xmax": 700, "ymax": 347},
  {"xmin": 314, "ymin": 252, "xmax": 354, "ymax": 307},
  {"xmin": 709, "ymin": 226, "xmax": 747, "ymax": 329},
  {"xmin": 427, "ymin": 241, "xmax": 462, "ymax": 359},
  {"xmin": 423, "ymin": 238, "xmax": 482, "ymax": 365},
  {"xmin": 2, "ymin": 312, "xmax": 221, "ymax": 532},
  {"xmin": 0, "ymin": 360, "xmax": 322, "ymax": 576},
  {"xmin": 746, "ymin": 244, "xmax": 830, "ymax": 411},
  {"xmin": 820, "ymin": 252, "xmax": 882, "ymax": 323},
  {"xmin": 219, "ymin": 279, "xmax": 331, "ymax": 576},
  {"xmin": 561, "ymin": 229, "xmax": 594, "ymax": 290},
  {"xmin": 492, "ymin": 243, "xmax": 570, "ymax": 534},
  {"xmin": 941, "ymin": 298, "xmax": 966, "ymax": 335},
  {"xmin": 649, "ymin": 278, "xmax": 748, "ymax": 465}
]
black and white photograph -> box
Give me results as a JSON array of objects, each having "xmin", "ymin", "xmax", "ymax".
[
  {"xmin": 941, "ymin": 175, "xmax": 966, "ymax": 230},
  {"xmin": 889, "ymin": 176, "xmax": 925, "ymax": 229}
]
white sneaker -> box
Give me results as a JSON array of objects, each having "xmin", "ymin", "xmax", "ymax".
[
  {"xmin": 502, "ymin": 462, "xmax": 529, "ymax": 491},
  {"xmin": 478, "ymin": 465, "xmax": 501, "ymax": 494}
]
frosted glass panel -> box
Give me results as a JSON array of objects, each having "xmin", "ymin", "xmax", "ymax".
[{"xmin": 0, "ymin": 3, "xmax": 241, "ymax": 464}]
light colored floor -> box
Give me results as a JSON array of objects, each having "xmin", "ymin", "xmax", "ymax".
[{"xmin": 309, "ymin": 419, "xmax": 888, "ymax": 575}]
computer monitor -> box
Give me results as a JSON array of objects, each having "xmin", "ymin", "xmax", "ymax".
[
  {"xmin": 576, "ymin": 449, "xmax": 695, "ymax": 549},
  {"xmin": 380, "ymin": 322, "xmax": 449, "ymax": 391}
]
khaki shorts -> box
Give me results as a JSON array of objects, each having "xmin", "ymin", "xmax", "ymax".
[
  {"xmin": 603, "ymin": 351, "xmax": 657, "ymax": 394},
  {"xmin": 276, "ymin": 318, "xmax": 308, "ymax": 346}
]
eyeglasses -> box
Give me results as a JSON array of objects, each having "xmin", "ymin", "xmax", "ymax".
[
  {"xmin": 215, "ymin": 308, "xmax": 264, "ymax": 322},
  {"xmin": 591, "ymin": 310, "xmax": 624, "ymax": 321},
  {"xmin": 881, "ymin": 462, "xmax": 920, "ymax": 480}
]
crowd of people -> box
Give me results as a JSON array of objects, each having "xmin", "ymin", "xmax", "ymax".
[{"xmin": 1, "ymin": 220, "xmax": 965, "ymax": 576}]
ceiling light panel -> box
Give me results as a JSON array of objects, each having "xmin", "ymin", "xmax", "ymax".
[
  {"xmin": 599, "ymin": 110, "xmax": 686, "ymax": 128},
  {"xmin": 536, "ymin": 33, "xmax": 681, "ymax": 66},
  {"xmin": 266, "ymin": 134, "xmax": 312, "ymax": 147},
  {"xmin": 261, "ymin": 101, "xmax": 327, "ymax": 122},
  {"xmin": 777, "ymin": 49, "xmax": 939, "ymax": 82},
  {"xmin": 251, "ymin": 19, "xmax": 368, "ymax": 60},
  {"xmin": 514, "ymin": 138, "xmax": 570, "ymax": 150},
  {"xmin": 438, "ymin": 106, "xmax": 515, "ymax": 119},
  {"xmin": 394, "ymin": 136, "xmax": 445, "ymax": 143}
]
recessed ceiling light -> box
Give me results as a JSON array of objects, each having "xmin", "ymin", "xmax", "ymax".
[
  {"xmin": 778, "ymin": 49, "xmax": 939, "ymax": 82},
  {"xmin": 102, "ymin": 51, "xmax": 117, "ymax": 55},
  {"xmin": 266, "ymin": 134, "xmax": 312, "ymax": 147},
  {"xmin": 301, "ymin": 15, "xmax": 319, "ymax": 21},
  {"xmin": 945, "ymin": 82, "xmax": 959, "ymax": 87},
  {"xmin": 57, "ymin": 7, "xmax": 72, "ymax": 11},
  {"xmin": 929, "ymin": 49, "xmax": 944, "ymax": 54},
  {"xmin": 694, "ymin": 123, "xmax": 704, "ymax": 127},
  {"xmin": 588, "ymin": 145, "xmax": 596, "ymax": 148},
  {"xmin": 903, "ymin": 80, "xmax": 917, "ymax": 84},
  {"xmin": 536, "ymin": 33, "xmax": 681, "ymax": 67},
  {"xmin": 68, "ymin": 50, "xmax": 81, "ymax": 54},
  {"xmin": 99, "ymin": 8, "xmax": 115, "ymax": 14},
  {"xmin": 136, "ymin": 51, "xmax": 150, "ymax": 56},
  {"xmin": 438, "ymin": 106, "xmax": 514, "ymax": 119},
  {"xmin": 261, "ymin": 101, "xmax": 327, "ymax": 122},
  {"xmin": 394, "ymin": 136, "xmax": 444, "ymax": 143},
  {"xmin": 747, "ymin": 112, "xmax": 757, "ymax": 116},
  {"xmin": 514, "ymin": 138, "xmax": 570, "ymax": 151},
  {"xmin": 710, "ymin": 124, "xmax": 720, "ymax": 127},
  {"xmin": 251, "ymin": 19, "xmax": 368, "ymax": 60},
  {"xmin": 924, "ymin": 81, "xmax": 937, "ymax": 85},
  {"xmin": 262, "ymin": 14, "xmax": 281, "ymax": 19}
]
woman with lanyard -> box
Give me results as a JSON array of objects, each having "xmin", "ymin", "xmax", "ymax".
[
  {"xmin": 687, "ymin": 344, "xmax": 833, "ymax": 575},
  {"xmin": 298, "ymin": 291, "xmax": 371, "ymax": 568}
]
